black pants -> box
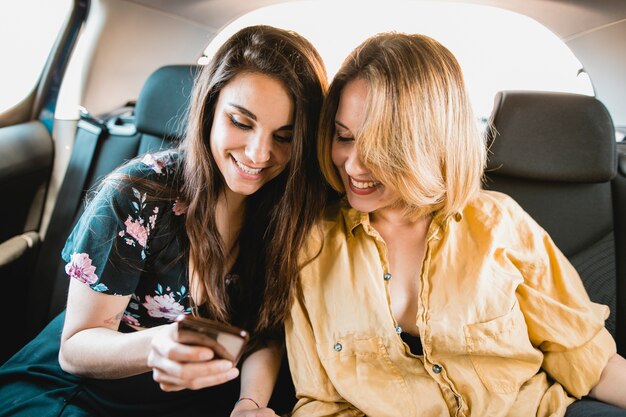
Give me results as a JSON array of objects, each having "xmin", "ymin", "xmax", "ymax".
[
  {"xmin": 566, "ymin": 398, "xmax": 626, "ymax": 417},
  {"xmin": 0, "ymin": 312, "xmax": 295, "ymax": 417}
]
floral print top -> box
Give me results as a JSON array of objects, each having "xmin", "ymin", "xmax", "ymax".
[{"xmin": 62, "ymin": 151, "xmax": 192, "ymax": 329}]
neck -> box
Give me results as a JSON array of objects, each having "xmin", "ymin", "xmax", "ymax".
[
  {"xmin": 216, "ymin": 188, "xmax": 246, "ymax": 251},
  {"xmin": 370, "ymin": 205, "xmax": 430, "ymax": 235},
  {"xmin": 222, "ymin": 186, "xmax": 247, "ymax": 213}
]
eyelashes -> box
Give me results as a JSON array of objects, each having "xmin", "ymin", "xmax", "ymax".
[
  {"xmin": 229, "ymin": 114, "xmax": 293, "ymax": 144},
  {"xmin": 229, "ymin": 114, "xmax": 251, "ymax": 130},
  {"xmin": 335, "ymin": 134, "xmax": 354, "ymax": 142}
]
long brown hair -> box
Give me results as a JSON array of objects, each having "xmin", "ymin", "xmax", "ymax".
[{"xmin": 181, "ymin": 25, "xmax": 328, "ymax": 334}]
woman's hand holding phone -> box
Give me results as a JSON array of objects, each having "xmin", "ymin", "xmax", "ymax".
[{"xmin": 147, "ymin": 319, "xmax": 240, "ymax": 392}]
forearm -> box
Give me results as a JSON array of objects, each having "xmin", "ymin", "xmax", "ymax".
[
  {"xmin": 588, "ymin": 353, "xmax": 626, "ymax": 408},
  {"xmin": 237, "ymin": 342, "xmax": 282, "ymax": 407},
  {"xmin": 59, "ymin": 325, "xmax": 164, "ymax": 379}
]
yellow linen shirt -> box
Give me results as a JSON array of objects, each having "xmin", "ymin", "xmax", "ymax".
[{"xmin": 286, "ymin": 190, "xmax": 616, "ymax": 417}]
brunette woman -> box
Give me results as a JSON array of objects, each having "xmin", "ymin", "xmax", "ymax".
[{"xmin": 0, "ymin": 25, "xmax": 327, "ymax": 417}]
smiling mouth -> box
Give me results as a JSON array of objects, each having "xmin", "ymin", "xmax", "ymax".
[
  {"xmin": 232, "ymin": 156, "xmax": 263, "ymax": 175},
  {"xmin": 350, "ymin": 177, "xmax": 380, "ymax": 189}
]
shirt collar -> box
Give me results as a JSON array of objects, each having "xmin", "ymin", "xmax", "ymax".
[{"xmin": 341, "ymin": 199, "xmax": 463, "ymax": 241}]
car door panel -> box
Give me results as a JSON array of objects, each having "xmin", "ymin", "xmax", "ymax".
[{"xmin": 0, "ymin": 121, "xmax": 53, "ymax": 246}]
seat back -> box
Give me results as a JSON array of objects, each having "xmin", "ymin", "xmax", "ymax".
[
  {"xmin": 484, "ymin": 91, "xmax": 624, "ymax": 353},
  {"xmin": 32, "ymin": 65, "xmax": 198, "ymax": 334},
  {"xmin": 614, "ymin": 144, "xmax": 626, "ymax": 354}
]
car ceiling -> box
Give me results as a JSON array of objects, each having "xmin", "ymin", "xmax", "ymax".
[
  {"xmin": 105, "ymin": 0, "xmax": 625, "ymax": 127},
  {"xmin": 124, "ymin": 0, "xmax": 626, "ymax": 41}
]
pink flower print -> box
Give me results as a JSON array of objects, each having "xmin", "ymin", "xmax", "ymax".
[
  {"xmin": 122, "ymin": 313, "xmax": 141, "ymax": 327},
  {"xmin": 143, "ymin": 294, "xmax": 185, "ymax": 320},
  {"xmin": 172, "ymin": 198, "xmax": 188, "ymax": 216},
  {"xmin": 148, "ymin": 207, "xmax": 158, "ymax": 230},
  {"xmin": 65, "ymin": 253, "xmax": 98, "ymax": 285},
  {"xmin": 141, "ymin": 153, "xmax": 167, "ymax": 174},
  {"xmin": 124, "ymin": 216, "xmax": 149, "ymax": 248}
]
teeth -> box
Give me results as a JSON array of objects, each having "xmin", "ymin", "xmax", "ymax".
[
  {"xmin": 235, "ymin": 159, "xmax": 262, "ymax": 175},
  {"xmin": 350, "ymin": 177, "xmax": 379, "ymax": 189}
]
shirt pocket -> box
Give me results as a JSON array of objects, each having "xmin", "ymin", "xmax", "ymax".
[
  {"xmin": 317, "ymin": 335, "xmax": 412, "ymax": 414},
  {"xmin": 463, "ymin": 302, "xmax": 542, "ymax": 393}
]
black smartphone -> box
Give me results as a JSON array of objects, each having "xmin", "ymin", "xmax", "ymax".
[{"xmin": 175, "ymin": 314, "xmax": 249, "ymax": 364}]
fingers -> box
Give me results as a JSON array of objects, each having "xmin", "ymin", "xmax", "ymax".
[
  {"xmin": 148, "ymin": 323, "xmax": 239, "ymax": 391},
  {"xmin": 154, "ymin": 366, "xmax": 239, "ymax": 391},
  {"xmin": 152, "ymin": 359, "xmax": 239, "ymax": 390},
  {"xmin": 151, "ymin": 326, "xmax": 216, "ymax": 363}
]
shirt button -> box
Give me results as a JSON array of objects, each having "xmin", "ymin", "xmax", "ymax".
[
  {"xmin": 432, "ymin": 364, "xmax": 442, "ymax": 374},
  {"xmin": 333, "ymin": 342, "xmax": 343, "ymax": 352},
  {"xmin": 383, "ymin": 273, "xmax": 392, "ymax": 281},
  {"xmin": 395, "ymin": 325, "xmax": 402, "ymax": 334}
]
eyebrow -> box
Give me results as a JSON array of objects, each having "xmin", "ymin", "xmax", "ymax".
[
  {"xmin": 228, "ymin": 103, "xmax": 257, "ymax": 120},
  {"xmin": 228, "ymin": 103, "xmax": 293, "ymax": 131},
  {"xmin": 335, "ymin": 120, "xmax": 350, "ymax": 131}
]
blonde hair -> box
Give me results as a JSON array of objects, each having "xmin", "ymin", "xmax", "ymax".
[{"xmin": 319, "ymin": 32, "xmax": 485, "ymax": 219}]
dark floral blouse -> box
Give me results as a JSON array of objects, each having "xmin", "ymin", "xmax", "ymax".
[{"xmin": 62, "ymin": 151, "xmax": 192, "ymax": 329}]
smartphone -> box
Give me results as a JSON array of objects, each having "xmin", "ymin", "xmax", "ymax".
[{"xmin": 175, "ymin": 314, "xmax": 249, "ymax": 364}]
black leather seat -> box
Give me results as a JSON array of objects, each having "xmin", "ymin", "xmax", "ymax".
[
  {"xmin": 485, "ymin": 90, "xmax": 624, "ymax": 354},
  {"xmin": 30, "ymin": 65, "xmax": 199, "ymax": 337}
]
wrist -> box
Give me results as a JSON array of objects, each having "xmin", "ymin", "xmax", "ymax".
[{"xmin": 234, "ymin": 397, "xmax": 260, "ymax": 410}]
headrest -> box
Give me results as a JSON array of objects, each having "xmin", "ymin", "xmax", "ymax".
[
  {"xmin": 487, "ymin": 91, "xmax": 616, "ymax": 182},
  {"xmin": 135, "ymin": 65, "xmax": 199, "ymax": 139}
]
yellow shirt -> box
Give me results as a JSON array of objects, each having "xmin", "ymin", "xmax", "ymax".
[{"xmin": 286, "ymin": 190, "xmax": 616, "ymax": 417}]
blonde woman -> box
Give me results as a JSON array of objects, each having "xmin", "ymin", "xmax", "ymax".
[{"xmin": 285, "ymin": 33, "xmax": 626, "ymax": 417}]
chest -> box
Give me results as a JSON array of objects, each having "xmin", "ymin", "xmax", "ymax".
[
  {"xmin": 308, "ymin": 230, "xmax": 525, "ymax": 344},
  {"xmin": 382, "ymin": 231, "xmax": 426, "ymax": 333}
]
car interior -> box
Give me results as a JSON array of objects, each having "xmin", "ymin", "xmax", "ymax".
[{"xmin": 0, "ymin": 0, "xmax": 625, "ymax": 409}]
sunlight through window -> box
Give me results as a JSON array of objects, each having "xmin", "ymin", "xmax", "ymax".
[
  {"xmin": 0, "ymin": 0, "xmax": 72, "ymax": 113},
  {"xmin": 201, "ymin": 0, "xmax": 593, "ymax": 119}
]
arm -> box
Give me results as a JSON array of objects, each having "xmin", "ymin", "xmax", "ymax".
[
  {"xmin": 589, "ymin": 353, "xmax": 626, "ymax": 408},
  {"xmin": 230, "ymin": 342, "xmax": 283, "ymax": 417},
  {"xmin": 59, "ymin": 163, "xmax": 237, "ymax": 384},
  {"xmin": 507, "ymin": 199, "xmax": 617, "ymax": 399},
  {"xmin": 60, "ymin": 279, "xmax": 238, "ymax": 387},
  {"xmin": 59, "ymin": 278, "xmax": 156, "ymax": 378}
]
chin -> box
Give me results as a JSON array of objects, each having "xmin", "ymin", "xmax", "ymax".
[
  {"xmin": 225, "ymin": 181, "xmax": 259, "ymax": 196},
  {"xmin": 346, "ymin": 195, "xmax": 376, "ymax": 213}
]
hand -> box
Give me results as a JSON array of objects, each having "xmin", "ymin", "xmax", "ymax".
[
  {"xmin": 147, "ymin": 322, "xmax": 240, "ymax": 391},
  {"xmin": 230, "ymin": 399, "xmax": 279, "ymax": 417}
]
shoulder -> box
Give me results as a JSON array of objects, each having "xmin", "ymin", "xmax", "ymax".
[
  {"xmin": 299, "ymin": 201, "xmax": 354, "ymax": 279},
  {"xmin": 463, "ymin": 190, "xmax": 530, "ymax": 223},
  {"xmin": 300, "ymin": 201, "xmax": 343, "ymax": 262},
  {"xmin": 101, "ymin": 150, "xmax": 181, "ymax": 197},
  {"xmin": 86, "ymin": 150, "xmax": 182, "ymax": 214},
  {"xmin": 458, "ymin": 190, "xmax": 544, "ymax": 242},
  {"xmin": 116, "ymin": 150, "xmax": 181, "ymax": 182}
]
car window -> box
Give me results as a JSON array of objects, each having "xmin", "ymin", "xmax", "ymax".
[
  {"xmin": 0, "ymin": 0, "xmax": 72, "ymax": 114},
  {"xmin": 201, "ymin": 0, "xmax": 594, "ymax": 122}
]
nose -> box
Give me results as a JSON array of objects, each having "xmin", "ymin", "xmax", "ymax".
[
  {"xmin": 245, "ymin": 132, "xmax": 272, "ymax": 164},
  {"xmin": 344, "ymin": 145, "xmax": 368, "ymax": 175}
]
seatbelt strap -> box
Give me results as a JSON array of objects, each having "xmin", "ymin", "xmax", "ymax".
[{"xmin": 27, "ymin": 115, "xmax": 108, "ymax": 337}]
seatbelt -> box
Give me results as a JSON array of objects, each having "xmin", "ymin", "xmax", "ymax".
[{"xmin": 26, "ymin": 112, "xmax": 108, "ymax": 337}]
